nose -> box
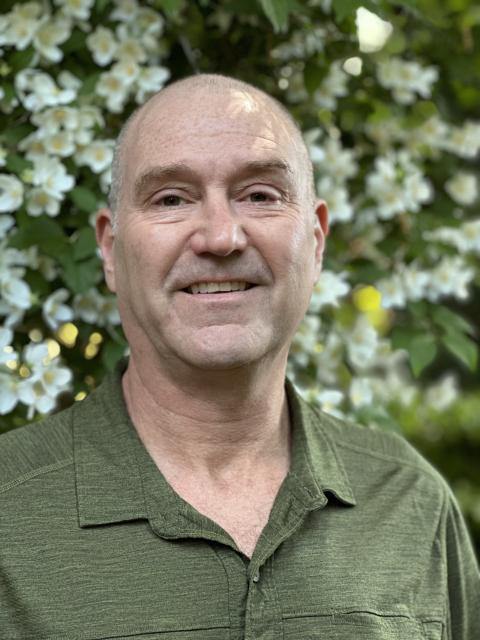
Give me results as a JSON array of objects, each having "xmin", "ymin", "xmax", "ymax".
[{"xmin": 189, "ymin": 194, "xmax": 248, "ymax": 256}]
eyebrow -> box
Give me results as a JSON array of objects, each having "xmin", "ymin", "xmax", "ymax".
[{"xmin": 132, "ymin": 160, "xmax": 294, "ymax": 201}]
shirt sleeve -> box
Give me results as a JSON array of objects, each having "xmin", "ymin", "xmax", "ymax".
[{"xmin": 443, "ymin": 487, "xmax": 480, "ymax": 640}]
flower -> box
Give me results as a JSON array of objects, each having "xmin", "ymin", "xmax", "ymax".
[
  {"xmin": 445, "ymin": 172, "xmax": 478, "ymax": 206},
  {"xmin": 377, "ymin": 275, "xmax": 407, "ymax": 309},
  {"xmin": 135, "ymin": 66, "xmax": 170, "ymax": 103},
  {"xmin": 377, "ymin": 57, "xmax": 438, "ymax": 105},
  {"xmin": 43, "ymin": 289, "xmax": 74, "ymax": 331},
  {"xmin": 346, "ymin": 316, "xmax": 379, "ymax": 369},
  {"xmin": 76, "ymin": 140, "xmax": 114, "ymax": 173},
  {"xmin": 54, "ymin": 0, "xmax": 95, "ymax": 21},
  {"xmin": 31, "ymin": 156, "xmax": 74, "ymax": 199},
  {"xmin": 33, "ymin": 18, "xmax": 71, "ymax": 62},
  {"xmin": 26, "ymin": 188, "xmax": 61, "ymax": 217},
  {"xmin": 0, "ymin": 215, "xmax": 14, "ymax": 239},
  {"xmin": 0, "ymin": 174, "xmax": 24, "ymax": 212},
  {"xmin": 15, "ymin": 70, "xmax": 76, "ymax": 112},
  {"xmin": 2, "ymin": 2, "xmax": 41, "ymax": 50},
  {"xmin": 425, "ymin": 375, "xmax": 458, "ymax": 411},
  {"xmin": 317, "ymin": 389, "xmax": 344, "ymax": 417},
  {"xmin": 44, "ymin": 131, "xmax": 76, "ymax": 157},
  {"xmin": 0, "ymin": 372, "xmax": 19, "ymax": 415},
  {"xmin": 0, "ymin": 276, "xmax": 31, "ymax": 310},
  {"xmin": 86, "ymin": 26, "xmax": 117, "ymax": 66},
  {"xmin": 309, "ymin": 271, "xmax": 350, "ymax": 311},
  {"xmin": 356, "ymin": 7, "xmax": 393, "ymax": 53},
  {"xmin": 317, "ymin": 177, "xmax": 353, "ymax": 223},
  {"xmin": 313, "ymin": 61, "xmax": 349, "ymax": 110},
  {"xmin": 349, "ymin": 377, "xmax": 374, "ymax": 408},
  {"xmin": 428, "ymin": 256, "xmax": 474, "ymax": 301},
  {"xmin": 95, "ymin": 71, "xmax": 130, "ymax": 112}
]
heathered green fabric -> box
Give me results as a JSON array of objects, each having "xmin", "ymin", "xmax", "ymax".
[{"xmin": 1, "ymin": 361, "xmax": 479, "ymax": 640}]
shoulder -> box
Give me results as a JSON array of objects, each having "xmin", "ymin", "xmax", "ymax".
[
  {"xmin": 300, "ymin": 394, "xmax": 449, "ymax": 499},
  {"xmin": 0, "ymin": 403, "xmax": 75, "ymax": 494}
]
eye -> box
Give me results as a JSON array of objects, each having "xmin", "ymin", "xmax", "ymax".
[
  {"xmin": 158, "ymin": 194, "xmax": 184, "ymax": 207},
  {"xmin": 248, "ymin": 192, "xmax": 270, "ymax": 202}
]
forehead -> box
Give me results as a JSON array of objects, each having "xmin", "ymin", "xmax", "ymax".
[{"xmin": 123, "ymin": 88, "xmax": 300, "ymax": 179}]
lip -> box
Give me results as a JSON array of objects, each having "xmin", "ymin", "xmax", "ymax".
[{"xmin": 177, "ymin": 286, "xmax": 259, "ymax": 300}]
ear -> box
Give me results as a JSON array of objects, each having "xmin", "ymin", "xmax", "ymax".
[
  {"xmin": 313, "ymin": 199, "xmax": 329, "ymax": 281},
  {"xmin": 95, "ymin": 207, "xmax": 117, "ymax": 293}
]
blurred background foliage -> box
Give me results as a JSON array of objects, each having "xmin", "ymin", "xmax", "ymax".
[{"xmin": 0, "ymin": 0, "xmax": 479, "ymax": 555}]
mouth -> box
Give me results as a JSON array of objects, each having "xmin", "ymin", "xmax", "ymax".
[{"xmin": 182, "ymin": 281, "xmax": 256, "ymax": 294}]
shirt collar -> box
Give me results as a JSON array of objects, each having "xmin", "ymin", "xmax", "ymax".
[{"xmin": 73, "ymin": 361, "xmax": 355, "ymax": 529}]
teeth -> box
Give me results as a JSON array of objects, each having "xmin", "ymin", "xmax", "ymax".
[{"xmin": 189, "ymin": 281, "xmax": 248, "ymax": 294}]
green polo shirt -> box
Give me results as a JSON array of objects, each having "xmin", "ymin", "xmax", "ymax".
[{"xmin": 0, "ymin": 362, "xmax": 479, "ymax": 640}]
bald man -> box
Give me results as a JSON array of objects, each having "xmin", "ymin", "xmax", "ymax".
[{"xmin": 1, "ymin": 75, "xmax": 479, "ymax": 639}]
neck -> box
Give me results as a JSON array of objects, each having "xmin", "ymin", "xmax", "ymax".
[{"xmin": 122, "ymin": 352, "xmax": 291, "ymax": 478}]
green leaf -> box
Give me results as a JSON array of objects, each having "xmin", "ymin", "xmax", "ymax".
[
  {"xmin": 70, "ymin": 186, "xmax": 99, "ymax": 213},
  {"xmin": 9, "ymin": 217, "xmax": 68, "ymax": 256},
  {"xmin": 153, "ymin": 0, "xmax": 185, "ymax": 18},
  {"xmin": 432, "ymin": 305, "xmax": 476, "ymax": 338},
  {"xmin": 259, "ymin": 0, "xmax": 291, "ymax": 32},
  {"xmin": 102, "ymin": 339, "xmax": 127, "ymax": 371},
  {"xmin": 408, "ymin": 334, "xmax": 437, "ymax": 377},
  {"xmin": 304, "ymin": 61, "xmax": 327, "ymax": 95},
  {"xmin": 9, "ymin": 47, "xmax": 35, "ymax": 72},
  {"xmin": 78, "ymin": 73, "xmax": 101, "ymax": 97},
  {"xmin": 72, "ymin": 227, "xmax": 97, "ymax": 261},
  {"xmin": 60, "ymin": 255, "xmax": 101, "ymax": 294},
  {"xmin": 5, "ymin": 154, "xmax": 32, "ymax": 175},
  {"xmin": 442, "ymin": 332, "xmax": 478, "ymax": 371},
  {"xmin": 1, "ymin": 124, "xmax": 32, "ymax": 145}
]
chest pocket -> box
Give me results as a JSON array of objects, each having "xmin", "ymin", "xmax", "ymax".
[{"xmin": 283, "ymin": 611, "xmax": 436, "ymax": 640}]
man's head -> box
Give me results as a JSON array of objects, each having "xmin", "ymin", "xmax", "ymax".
[
  {"xmin": 96, "ymin": 73, "xmax": 328, "ymax": 376},
  {"xmin": 108, "ymin": 75, "xmax": 317, "ymax": 221}
]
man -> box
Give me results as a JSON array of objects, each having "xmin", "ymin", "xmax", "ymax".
[{"xmin": 0, "ymin": 74, "xmax": 478, "ymax": 639}]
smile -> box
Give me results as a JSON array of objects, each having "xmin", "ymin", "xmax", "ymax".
[{"xmin": 184, "ymin": 281, "xmax": 254, "ymax": 294}]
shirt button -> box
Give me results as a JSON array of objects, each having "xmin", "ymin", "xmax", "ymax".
[{"xmin": 252, "ymin": 573, "xmax": 260, "ymax": 583}]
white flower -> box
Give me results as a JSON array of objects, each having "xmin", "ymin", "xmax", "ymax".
[
  {"xmin": 95, "ymin": 71, "xmax": 130, "ymax": 113},
  {"xmin": 403, "ymin": 171, "xmax": 433, "ymax": 212},
  {"xmin": 309, "ymin": 271, "xmax": 350, "ymax": 311},
  {"xmin": 44, "ymin": 131, "xmax": 76, "ymax": 157},
  {"xmin": 317, "ymin": 388, "xmax": 344, "ymax": 417},
  {"xmin": 377, "ymin": 57, "xmax": 438, "ymax": 105},
  {"xmin": 15, "ymin": 70, "xmax": 76, "ymax": 112},
  {"xmin": 445, "ymin": 122, "xmax": 480, "ymax": 158},
  {"xmin": 43, "ymin": 289, "xmax": 74, "ymax": 331},
  {"xmin": 55, "ymin": 0, "xmax": 94, "ymax": 20},
  {"xmin": 377, "ymin": 275, "xmax": 407, "ymax": 309},
  {"xmin": 32, "ymin": 106, "xmax": 80, "ymax": 133},
  {"xmin": 402, "ymin": 263, "xmax": 430, "ymax": 301},
  {"xmin": 346, "ymin": 316, "xmax": 379, "ymax": 369},
  {"xmin": 33, "ymin": 18, "xmax": 71, "ymax": 63},
  {"xmin": 0, "ymin": 326, "xmax": 14, "ymax": 364},
  {"xmin": 291, "ymin": 315, "xmax": 322, "ymax": 368},
  {"xmin": 135, "ymin": 66, "xmax": 170, "ymax": 103},
  {"xmin": 111, "ymin": 0, "xmax": 139, "ymax": 22},
  {"xmin": 425, "ymin": 375, "xmax": 458, "ymax": 412},
  {"xmin": 343, "ymin": 57, "xmax": 362, "ymax": 76},
  {"xmin": 17, "ymin": 344, "xmax": 72, "ymax": 416},
  {"xmin": 349, "ymin": 377, "xmax": 374, "ymax": 408},
  {"xmin": 26, "ymin": 188, "xmax": 61, "ymax": 217},
  {"xmin": 428, "ymin": 256, "xmax": 474, "ymax": 301},
  {"xmin": 411, "ymin": 116, "xmax": 449, "ymax": 150},
  {"xmin": 0, "ymin": 372, "xmax": 19, "ymax": 415},
  {"xmin": 3, "ymin": 2, "xmax": 41, "ymax": 50},
  {"xmin": 77, "ymin": 140, "xmax": 114, "ymax": 173},
  {"xmin": 445, "ymin": 172, "xmax": 478, "ymax": 206},
  {"xmin": 356, "ymin": 7, "xmax": 393, "ymax": 53},
  {"xmin": 0, "ymin": 276, "xmax": 31, "ymax": 310},
  {"xmin": 0, "ymin": 215, "xmax": 15, "ymax": 239},
  {"xmin": 31, "ymin": 156, "xmax": 74, "ymax": 199},
  {"xmin": 314, "ymin": 331, "xmax": 344, "ymax": 385},
  {"xmin": 460, "ymin": 220, "xmax": 480, "ymax": 253},
  {"xmin": 312, "ymin": 137, "xmax": 358, "ymax": 182},
  {"xmin": 86, "ymin": 26, "xmax": 117, "ymax": 66},
  {"xmin": 111, "ymin": 59, "xmax": 140, "ymax": 84},
  {"xmin": 115, "ymin": 34, "xmax": 147, "ymax": 63},
  {"xmin": 317, "ymin": 177, "xmax": 353, "ymax": 224},
  {"xmin": 0, "ymin": 174, "xmax": 24, "ymax": 212}
]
